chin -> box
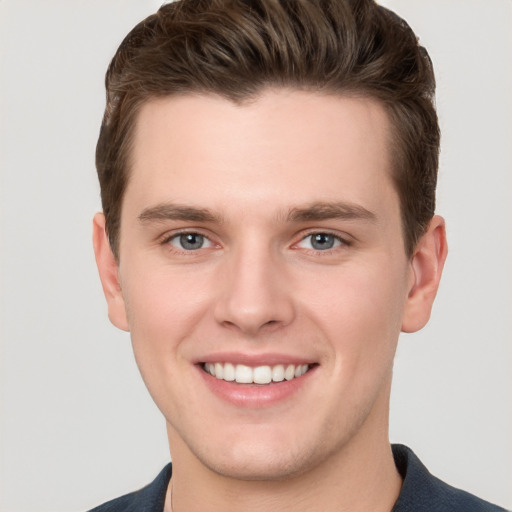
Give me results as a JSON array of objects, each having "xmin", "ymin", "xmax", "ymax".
[
  {"xmin": 182, "ymin": 423, "xmax": 339, "ymax": 482},
  {"xmin": 200, "ymin": 446, "xmax": 317, "ymax": 482}
]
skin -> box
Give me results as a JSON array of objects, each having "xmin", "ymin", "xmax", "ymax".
[{"xmin": 93, "ymin": 89, "xmax": 447, "ymax": 512}]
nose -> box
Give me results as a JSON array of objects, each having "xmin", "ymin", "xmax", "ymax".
[{"xmin": 213, "ymin": 243, "xmax": 295, "ymax": 336}]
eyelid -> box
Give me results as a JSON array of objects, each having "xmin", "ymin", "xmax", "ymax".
[
  {"xmin": 158, "ymin": 229, "xmax": 219, "ymax": 249},
  {"xmin": 169, "ymin": 233, "xmax": 214, "ymax": 249},
  {"xmin": 156, "ymin": 228, "xmax": 351, "ymax": 252},
  {"xmin": 293, "ymin": 230, "xmax": 352, "ymax": 250}
]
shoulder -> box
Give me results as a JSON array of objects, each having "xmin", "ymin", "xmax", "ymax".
[
  {"xmin": 87, "ymin": 464, "xmax": 172, "ymax": 512},
  {"xmin": 392, "ymin": 444, "xmax": 508, "ymax": 512}
]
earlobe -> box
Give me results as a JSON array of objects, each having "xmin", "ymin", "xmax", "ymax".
[
  {"xmin": 401, "ymin": 215, "xmax": 448, "ymax": 333},
  {"xmin": 92, "ymin": 213, "xmax": 130, "ymax": 332}
]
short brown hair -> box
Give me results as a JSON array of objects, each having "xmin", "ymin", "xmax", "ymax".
[{"xmin": 96, "ymin": 0, "xmax": 439, "ymax": 259}]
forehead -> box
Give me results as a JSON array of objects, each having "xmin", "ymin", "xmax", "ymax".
[{"xmin": 126, "ymin": 89, "xmax": 397, "ymax": 220}]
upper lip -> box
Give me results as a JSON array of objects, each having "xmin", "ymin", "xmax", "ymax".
[{"xmin": 195, "ymin": 352, "xmax": 316, "ymax": 367}]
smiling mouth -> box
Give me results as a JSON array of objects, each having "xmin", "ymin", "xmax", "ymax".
[{"xmin": 202, "ymin": 362, "xmax": 312, "ymax": 384}]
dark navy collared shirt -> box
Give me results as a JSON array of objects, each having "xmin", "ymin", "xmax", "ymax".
[{"xmin": 88, "ymin": 444, "xmax": 508, "ymax": 511}]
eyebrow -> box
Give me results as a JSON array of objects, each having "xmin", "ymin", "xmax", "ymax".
[
  {"xmin": 138, "ymin": 201, "xmax": 376, "ymax": 225},
  {"xmin": 286, "ymin": 201, "xmax": 377, "ymax": 223},
  {"xmin": 138, "ymin": 204, "xmax": 221, "ymax": 223}
]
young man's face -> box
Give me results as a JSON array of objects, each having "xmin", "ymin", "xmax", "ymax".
[{"xmin": 95, "ymin": 90, "xmax": 441, "ymax": 480}]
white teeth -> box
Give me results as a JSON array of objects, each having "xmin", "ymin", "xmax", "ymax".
[
  {"xmin": 235, "ymin": 364, "xmax": 253, "ymax": 383},
  {"xmin": 284, "ymin": 364, "xmax": 295, "ymax": 381},
  {"xmin": 272, "ymin": 364, "xmax": 285, "ymax": 382},
  {"xmin": 214, "ymin": 362, "xmax": 224, "ymax": 380},
  {"xmin": 297, "ymin": 364, "xmax": 308, "ymax": 377},
  {"xmin": 204, "ymin": 362, "xmax": 310, "ymax": 384},
  {"xmin": 253, "ymin": 365, "xmax": 272, "ymax": 384},
  {"xmin": 223, "ymin": 362, "xmax": 235, "ymax": 381}
]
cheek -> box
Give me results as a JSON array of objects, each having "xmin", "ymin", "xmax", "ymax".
[
  {"xmin": 120, "ymin": 268, "xmax": 212, "ymax": 388},
  {"xmin": 297, "ymin": 258, "xmax": 408, "ymax": 358},
  {"xmin": 121, "ymin": 270, "xmax": 208, "ymax": 408},
  {"xmin": 123, "ymin": 266, "xmax": 208, "ymax": 332}
]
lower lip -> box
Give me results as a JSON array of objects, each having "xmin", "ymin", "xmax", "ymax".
[{"xmin": 197, "ymin": 365, "xmax": 316, "ymax": 408}]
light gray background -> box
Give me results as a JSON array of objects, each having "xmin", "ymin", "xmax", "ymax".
[{"xmin": 1, "ymin": 1, "xmax": 511, "ymax": 511}]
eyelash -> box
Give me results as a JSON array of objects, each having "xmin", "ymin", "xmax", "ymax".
[
  {"xmin": 160, "ymin": 230, "xmax": 215, "ymax": 253},
  {"xmin": 160, "ymin": 229, "xmax": 351, "ymax": 256},
  {"xmin": 295, "ymin": 231, "xmax": 351, "ymax": 253}
]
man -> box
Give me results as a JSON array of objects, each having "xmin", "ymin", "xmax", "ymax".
[{"xmin": 89, "ymin": 1, "xmax": 506, "ymax": 511}]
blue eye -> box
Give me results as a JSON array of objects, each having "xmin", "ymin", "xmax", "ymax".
[
  {"xmin": 297, "ymin": 233, "xmax": 343, "ymax": 251},
  {"xmin": 169, "ymin": 233, "xmax": 212, "ymax": 251}
]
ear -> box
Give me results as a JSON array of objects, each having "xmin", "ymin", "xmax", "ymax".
[
  {"xmin": 401, "ymin": 215, "xmax": 448, "ymax": 333},
  {"xmin": 92, "ymin": 212, "xmax": 130, "ymax": 332}
]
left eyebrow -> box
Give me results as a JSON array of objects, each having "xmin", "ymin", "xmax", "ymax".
[{"xmin": 286, "ymin": 201, "xmax": 377, "ymax": 223}]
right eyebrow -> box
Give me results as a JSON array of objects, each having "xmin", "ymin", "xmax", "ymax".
[{"xmin": 138, "ymin": 203, "xmax": 221, "ymax": 224}]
